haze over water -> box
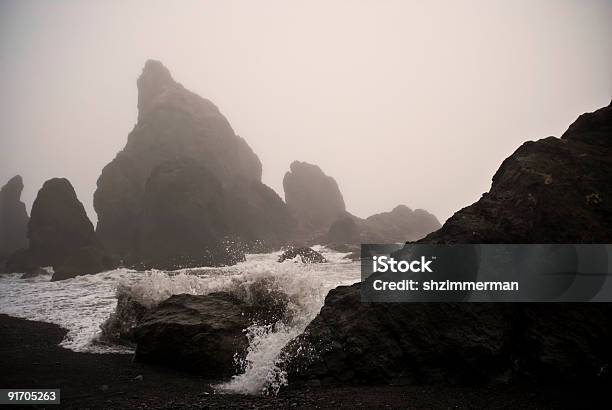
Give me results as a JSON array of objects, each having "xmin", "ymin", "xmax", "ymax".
[{"xmin": 1, "ymin": 0, "xmax": 611, "ymax": 224}]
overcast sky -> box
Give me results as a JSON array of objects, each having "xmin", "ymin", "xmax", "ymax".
[{"xmin": 1, "ymin": 0, "xmax": 611, "ymax": 224}]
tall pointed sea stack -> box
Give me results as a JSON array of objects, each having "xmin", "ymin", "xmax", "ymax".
[{"xmin": 95, "ymin": 60, "xmax": 294, "ymax": 267}]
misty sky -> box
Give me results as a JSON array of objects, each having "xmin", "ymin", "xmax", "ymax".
[{"xmin": 1, "ymin": 0, "xmax": 611, "ymax": 225}]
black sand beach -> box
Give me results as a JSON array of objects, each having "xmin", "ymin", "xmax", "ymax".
[{"xmin": 0, "ymin": 314, "xmax": 607, "ymax": 409}]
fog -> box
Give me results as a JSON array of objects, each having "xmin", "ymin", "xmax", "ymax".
[{"xmin": 1, "ymin": 0, "xmax": 611, "ymax": 224}]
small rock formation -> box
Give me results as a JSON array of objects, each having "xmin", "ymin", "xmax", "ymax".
[
  {"xmin": 363, "ymin": 205, "xmax": 441, "ymax": 243},
  {"xmin": 285, "ymin": 101, "xmax": 612, "ymax": 386},
  {"xmin": 6, "ymin": 178, "xmax": 114, "ymax": 280},
  {"xmin": 95, "ymin": 60, "xmax": 294, "ymax": 268},
  {"xmin": 278, "ymin": 247, "xmax": 327, "ymax": 264},
  {"xmin": 133, "ymin": 293, "xmax": 251, "ymax": 377},
  {"xmin": 0, "ymin": 176, "xmax": 29, "ymax": 263},
  {"xmin": 283, "ymin": 161, "xmax": 346, "ymax": 236}
]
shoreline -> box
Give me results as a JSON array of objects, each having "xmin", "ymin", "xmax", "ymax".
[{"xmin": 0, "ymin": 313, "xmax": 605, "ymax": 409}]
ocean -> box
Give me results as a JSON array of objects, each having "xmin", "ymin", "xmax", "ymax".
[{"xmin": 0, "ymin": 246, "xmax": 359, "ymax": 395}]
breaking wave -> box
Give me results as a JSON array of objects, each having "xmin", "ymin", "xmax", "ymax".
[{"xmin": 0, "ymin": 246, "xmax": 359, "ymax": 393}]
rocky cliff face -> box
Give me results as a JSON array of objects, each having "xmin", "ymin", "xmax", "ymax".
[
  {"xmin": 422, "ymin": 102, "xmax": 611, "ymax": 243},
  {"xmin": 94, "ymin": 60, "xmax": 294, "ymax": 267},
  {"xmin": 285, "ymin": 101, "xmax": 612, "ymax": 386},
  {"xmin": 6, "ymin": 178, "xmax": 115, "ymax": 279},
  {"xmin": 283, "ymin": 161, "xmax": 346, "ymax": 236},
  {"xmin": 0, "ymin": 175, "xmax": 29, "ymax": 257}
]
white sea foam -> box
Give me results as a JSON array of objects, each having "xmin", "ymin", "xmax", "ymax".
[
  {"xmin": 0, "ymin": 246, "xmax": 359, "ymax": 393},
  {"xmin": 0, "ymin": 268, "xmax": 141, "ymax": 353}
]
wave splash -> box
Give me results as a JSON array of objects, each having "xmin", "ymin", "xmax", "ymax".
[{"xmin": 0, "ymin": 246, "xmax": 359, "ymax": 394}]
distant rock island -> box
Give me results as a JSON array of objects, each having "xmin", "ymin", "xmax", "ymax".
[
  {"xmin": 283, "ymin": 160, "xmax": 441, "ymax": 247},
  {"xmin": 360, "ymin": 205, "xmax": 441, "ymax": 243}
]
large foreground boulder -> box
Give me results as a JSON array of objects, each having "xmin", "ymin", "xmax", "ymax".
[
  {"xmin": 6, "ymin": 178, "xmax": 114, "ymax": 279},
  {"xmin": 133, "ymin": 293, "xmax": 252, "ymax": 377},
  {"xmin": 0, "ymin": 176, "xmax": 29, "ymax": 261},
  {"xmin": 95, "ymin": 60, "xmax": 294, "ymax": 267},
  {"xmin": 285, "ymin": 101, "xmax": 612, "ymax": 386}
]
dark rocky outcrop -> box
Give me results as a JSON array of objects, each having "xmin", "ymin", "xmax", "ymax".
[
  {"xmin": 283, "ymin": 161, "xmax": 346, "ymax": 236},
  {"xmin": 278, "ymin": 247, "xmax": 327, "ymax": 264},
  {"xmin": 94, "ymin": 60, "xmax": 294, "ymax": 268},
  {"xmin": 133, "ymin": 293, "xmax": 252, "ymax": 378},
  {"xmin": 0, "ymin": 176, "xmax": 29, "ymax": 266},
  {"xmin": 285, "ymin": 286, "xmax": 612, "ymax": 386},
  {"xmin": 285, "ymin": 102, "xmax": 612, "ymax": 387},
  {"xmin": 421, "ymin": 104, "xmax": 611, "ymax": 244},
  {"xmin": 6, "ymin": 178, "xmax": 114, "ymax": 280}
]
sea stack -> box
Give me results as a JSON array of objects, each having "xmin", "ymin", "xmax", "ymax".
[
  {"xmin": 94, "ymin": 60, "xmax": 294, "ymax": 268},
  {"xmin": 0, "ymin": 175, "xmax": 29, "ymax": 257},
  {"xmin": 7, "ymin": 178, "xmax": 115, "ymax": 280},
  {"xmin": 283, "ymin": 161, "xmax": 346, "ymax": 236}
]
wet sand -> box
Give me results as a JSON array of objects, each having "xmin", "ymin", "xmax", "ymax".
[{"xmin": 0, "ymin": 314, "xmax": 606, "ymax": 409}]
